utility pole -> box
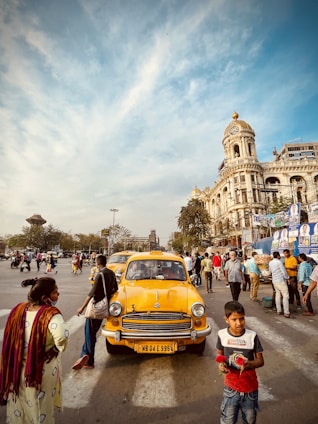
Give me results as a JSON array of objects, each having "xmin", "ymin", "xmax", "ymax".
[{"xmin": 108, "ymin": 208, "xmax": 119, "ymax": 256}]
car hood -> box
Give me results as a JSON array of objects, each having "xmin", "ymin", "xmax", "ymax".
[{"xmin": 118, "ymin": 282, "xmax": 197, "ymax": 313}]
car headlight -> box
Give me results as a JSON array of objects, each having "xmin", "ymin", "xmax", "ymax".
[
  {"xmin": 191, "ymin": 302, "xmax": 205, "ymax": 318},
  {"xmin": 109, "ymin": 301, "xmax": 122, "ymax": 317}
]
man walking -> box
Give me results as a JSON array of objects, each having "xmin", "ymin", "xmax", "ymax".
[
  {"xmin": 249, "ymin": 252, "xmax": 262, "ymax": 302},
  {"xmin": 201, "ymin": 252, "xmax": 213, "ymax": 293},
  {"xmin": 224, "ymin": 251, "xmax": 245, "ymax": 301},
  {"xmin": 283, "ymin": 249, "xmax": 301, "ymax": 310},
  {"xmin": 72, "ymin": 255, "xmax": 117, "ymax": 370},
  {"xmin": 269, "ymin": 251, "xmax": 290, "ymax": 318},
  {"xmin": 184, "ymin": 252, "xmax": 193, "ymax": 276},
  {"xmin": 212, "ymin": 251, "xmax": 222, "ymax": 280}
]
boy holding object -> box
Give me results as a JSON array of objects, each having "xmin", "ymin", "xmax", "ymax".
[{"xmin": 216, "ymin": 301, "xmax": 264, "ymax": 424}]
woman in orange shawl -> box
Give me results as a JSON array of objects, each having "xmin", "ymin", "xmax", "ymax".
[{"xmin": 0, "ymin": 277, "xmax": 69, "ymax": 423}]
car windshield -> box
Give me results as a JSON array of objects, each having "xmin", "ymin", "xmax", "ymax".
[
  {"xmin": 108, "ymin": 255, "xmax": 130, "ymax": 264},
  {"xmin": 126, "ymin": 260, "xmax": 187, "ymax": 281}
]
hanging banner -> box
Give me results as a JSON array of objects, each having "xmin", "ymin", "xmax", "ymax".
[{"xmin": 271, "ymin": 223, "xmax": 318, "ymax": 255}]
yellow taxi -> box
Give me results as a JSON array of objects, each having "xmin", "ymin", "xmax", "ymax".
[
  {"xmin": 102, "ymin": 251, "xmax": 211, "ymax": 355},
  {"xmin": 106, "ymin": 250, "xmax": 136, "ymax": 282}
]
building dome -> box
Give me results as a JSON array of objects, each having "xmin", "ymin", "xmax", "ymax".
[
  {"xmin": 26, "ymin": 214, "xmax": 47, "ymax": 226},
  {"xmin": 224, "ymin": 112, "xmax": 254, "ymax": 136},
  {"xmin": 190, "ymin": 186, "xmax": 201, "ymax": 199}
]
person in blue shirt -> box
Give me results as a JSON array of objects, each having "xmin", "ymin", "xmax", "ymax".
[
  {"xmin": 297, "ymin": 253, "xmax": 314, "ymax": 316},
  {"xmin": 248, "ymin": 252, "xmax": 262, "ymax": 302}
]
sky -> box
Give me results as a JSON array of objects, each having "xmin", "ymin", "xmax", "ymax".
[{"xmin": 1, "ymin": 0, "xmax": 318, "ymax": 246}]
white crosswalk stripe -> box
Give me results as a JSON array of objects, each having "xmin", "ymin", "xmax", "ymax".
[{"xmin": 247, "ymin": 316, "xmax": 318, "ymax": 386}]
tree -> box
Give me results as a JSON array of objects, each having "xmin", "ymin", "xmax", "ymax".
[
  {"xmin": 177, "ymin": 199, "xmax": 211, "ymax": 249},
  {"xmin": 268, "ymin": 196, "xmax": 292, "ymax": 214},
  {"xmin": 171, "ymin": 232, "xmax": 184, "ymax": 253}
]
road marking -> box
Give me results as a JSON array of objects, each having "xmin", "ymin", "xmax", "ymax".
[
  {"xmin": 0, "ymin": 309, "xmax": 11, "ymax": 318},
  {"xmin": 132, "ymin": 356, "xmax": 177, "ymax": 407},
  {"xmin": 0, "ymin": 310, "xmax": 11, "ymax": 342},
  {"xmin": 274, "ymin": 315, "xmax": 318, "ymax": 336},
  {"xmin": 62, "ymin": 318, "xmax": 107, "ymax": 408},
  {"xmin": 206, "ymin": 317, "xmax": 277, "ymax": 401},
  {"xmin": 247, "ymin": 317, "xmax": 318, "ymax": 387}
]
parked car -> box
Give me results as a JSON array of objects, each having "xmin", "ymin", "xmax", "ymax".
[
  {"xmin": 107, "ymin": 250, "xmax": 136, "ymax": 282},
  {"xmin": 102, "ymin": 250, "xmax": 211, "ymax": 354}
]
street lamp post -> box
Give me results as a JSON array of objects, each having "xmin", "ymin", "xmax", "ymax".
[{"xmin": 108, "ymin": 208, "xmax": 119, "ymax": 256}]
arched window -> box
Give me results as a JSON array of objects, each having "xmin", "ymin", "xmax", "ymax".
[{"xmin": 234, "ymin": 144, "xmax": 240, "ymax": 158}]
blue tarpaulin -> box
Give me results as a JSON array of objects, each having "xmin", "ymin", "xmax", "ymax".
[{"xmin": 252, "ymin": 237, "xmax": 273, "ymax": 254}]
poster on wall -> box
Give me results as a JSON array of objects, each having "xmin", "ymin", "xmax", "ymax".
[
  {"xmin": 288, "ymin": 203, "xmax": 300, "ymax": 227},
  {"xmin": 308, "ymin": 202, "xmax": 318, "ymax": 224},
  {"xmin": 271, "ymin": 222, "xmax": 318, "ymax": 254}
]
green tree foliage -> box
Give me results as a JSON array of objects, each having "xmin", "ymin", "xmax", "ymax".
[
  {"xmin": 171, "ymin": 232, "xmax": 184, "ymax": 253},
  {"xmin": 268, "ymin": 196, "xmax": 292, "ymax": 214},
  {"xmin": 177, "ymin": 199, "xmax": 211, "ymax": 249}
]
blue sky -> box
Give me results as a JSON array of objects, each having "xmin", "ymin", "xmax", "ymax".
[{"xmin": 1, "ymin": 0, "xmax": 317, "ymax": 245}]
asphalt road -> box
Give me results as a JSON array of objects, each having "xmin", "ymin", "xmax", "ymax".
[{"xmin": 0, "ymin": 258, "xmax": 318, "ymax": 424}]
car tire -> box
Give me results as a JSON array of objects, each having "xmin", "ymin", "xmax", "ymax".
[
  {"xmin": 187, "ymin": 339, "xmax": 206, "ymax": 355},
  {"xmin": 106, "ymin": 339, "xmax": 124, "ymax": 354}
]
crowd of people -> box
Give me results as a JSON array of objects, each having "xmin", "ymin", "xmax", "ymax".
[
  {"xmin": 1, "ymin": 247, "xmax": 317, "ymax": 423},
  {"xmin": 181, "ymin": 248, "xmax": 318, "ymax": 318}
]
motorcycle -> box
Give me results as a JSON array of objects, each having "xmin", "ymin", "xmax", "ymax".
[{"xmin": 10, "ymin": 257, "xmax": 21, "ymax": 269}]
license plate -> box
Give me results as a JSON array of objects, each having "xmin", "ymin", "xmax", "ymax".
[{"xmin": 136, "ymin": 342, "xmax": 177, "ymax": 354}]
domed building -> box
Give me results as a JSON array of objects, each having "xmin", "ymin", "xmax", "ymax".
[
  {"xmin": 26, "ymin": 214, "xmax": 47, "ymax": 226},
  {"xmin": 190, "ymin": 112, "xmax": 318, "ymax": 250}
]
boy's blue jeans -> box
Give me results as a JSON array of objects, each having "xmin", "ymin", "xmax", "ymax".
[{"xmin": 220, "ymin": 386, "xmax": 259, "ymax": 424}]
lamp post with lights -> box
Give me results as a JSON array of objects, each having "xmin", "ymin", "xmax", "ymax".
[{"xmin": 108, "ymin": 208, "xmax": 119, "ymax": 256}]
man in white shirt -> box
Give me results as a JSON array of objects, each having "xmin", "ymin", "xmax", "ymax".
[
  {"xmin": 184, "ymin": 252, "xmax": 193, "ymax": 276},
  {"xmin": 268, "ymin": 251, "xmax": 290, "ymax": 318}
]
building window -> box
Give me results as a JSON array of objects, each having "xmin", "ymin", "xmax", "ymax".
[{"xmin": 240, "ymin": 175, "xmax": 245, "ymax": 182}]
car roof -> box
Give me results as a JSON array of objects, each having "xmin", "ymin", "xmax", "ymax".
[
  {"xmin": 110, "ymin": 250, "xmax": 136, "ymax": 256},
  {"xmin": 128, "ymin": 251, "xmax": 183, "ymax": 262}
]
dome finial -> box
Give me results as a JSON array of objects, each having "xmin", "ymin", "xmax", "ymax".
[{"xmin": 232, "ymin": 111, "xmax": 239, "ymax": 120}]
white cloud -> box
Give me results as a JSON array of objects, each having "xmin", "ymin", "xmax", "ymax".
[{"xmin": 0, "ymin": 0, "xmax": 317, "ymax": 244}]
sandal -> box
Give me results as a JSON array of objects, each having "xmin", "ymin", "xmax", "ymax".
[{"xmin": 72, "ymin": 354, "xmax": 89, "ymax": 370}]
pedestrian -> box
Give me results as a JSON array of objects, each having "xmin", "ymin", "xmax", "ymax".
[
  {"xmin": 213, "ymin": 251, "xmax": 222, "ymax": 280},
  {"xmin": 20, "ymin": 252, "xmax": 30, "ymax": 272},
  {"xmin": 297, "ymin": 253, "xmax": 314, "ymax": 316},
  {"xmin": 224, "ymin": 251, "xmax": 245, "ymax": 301},
  {"xmin": 303, "ymin": 265, "xmax": 318, "ymax": 309},
  {"xmin": 72, "ymin": 255, "xmax": 118, "ymax": 370},
  {"xmin": 283, "ymin": 249, "xmax": 301, "ymax": 310},
  {"xmin": 0, "ymin": 277, "xmax": 69, "ymax": 422},
  {"xmin": 36, "ymin": 251, "xmax": 42, "ymax": 271},
  {"xmin": 184, "ymin": 252, "xmax": 193, "ymax": 276},
  {"xmin": 242, "ymin": 255, "xmax": 250, "ymax": 291},
  {"xmin": 268, "ymin": 251, "xmax": 290, "ymax": 318},
  {"xmin": 248, "ymin": 252, "xmax": 262, "ymax": 302},
  {"xmin": 46, "ymin": 254, "xmax": 57, "ymax": 274},
  {"xmin": 72, "ymin": 253, "xmax": 80, "ymax": 274},
  {"xmin": 216, "ymin": 301, "xmax": 264, "ymax": 424},
  {"xmin": 193, "ymin": 253, "xmax": 202, "ymax": 286},
  {"xmin": 201, "ymin": 252, "xmax": 213, "ymax": 293}
]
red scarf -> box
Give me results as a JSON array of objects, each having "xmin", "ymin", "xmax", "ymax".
[{"xmin": 0, "ymin": 302, "xmax": 60, "ymax": 405}]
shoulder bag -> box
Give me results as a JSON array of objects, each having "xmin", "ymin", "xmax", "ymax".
[{"xmin": 85, "ymin": 272, "xmax": 109, "ymax": 319}]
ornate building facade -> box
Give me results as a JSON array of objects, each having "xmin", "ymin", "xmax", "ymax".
[{"xmin": 190, "ymin": 112, "xmax": 318, "ymax": 249}]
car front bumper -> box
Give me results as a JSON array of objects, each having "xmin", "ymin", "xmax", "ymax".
[{"xmin": 102, "ymin": 324, "xmax": 212, "ymax": 342}]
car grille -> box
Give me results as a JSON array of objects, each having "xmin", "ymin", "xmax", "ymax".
[{"xmin": 122, "ymin": 312, "xmax": 192, "ymax": 331}]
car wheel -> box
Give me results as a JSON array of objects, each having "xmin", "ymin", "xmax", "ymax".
[
  {"xmin": 106, "ymin": 339, "xmax": 123, "ymax": 354},
  {"xmin": 187, "ymin": 339, "xmax": 206, "ymax": 355}
]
